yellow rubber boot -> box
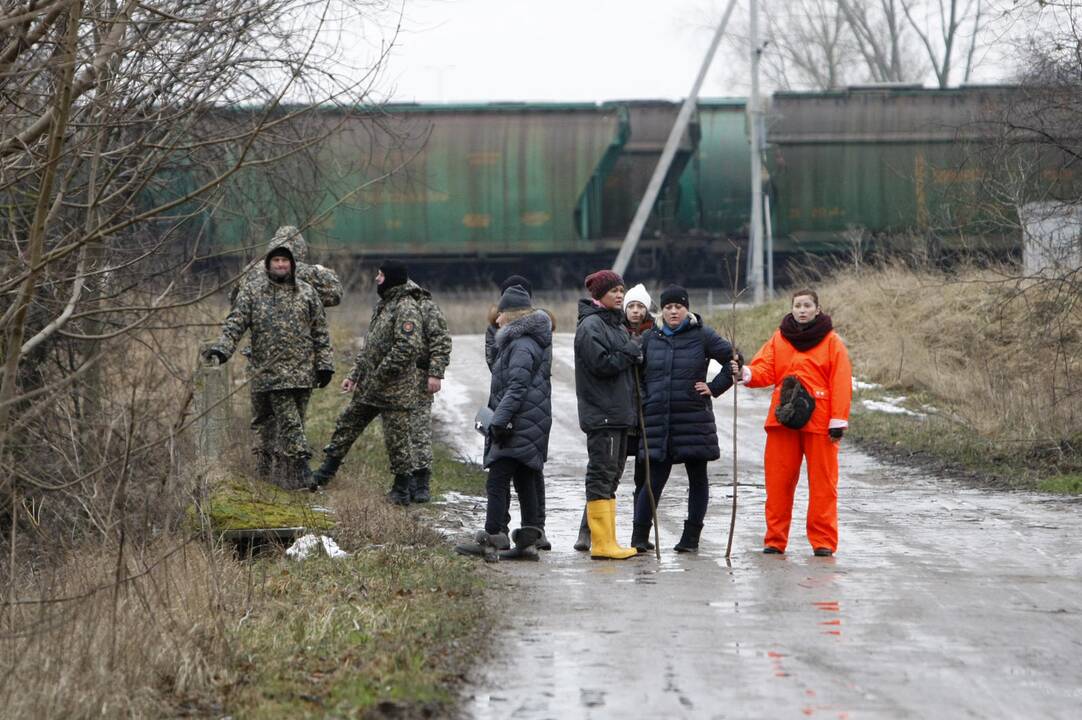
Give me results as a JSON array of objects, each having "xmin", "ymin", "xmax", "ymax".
[{"xmin": 587, "ymin": 499, "xmax": 638, "ymax": 560}]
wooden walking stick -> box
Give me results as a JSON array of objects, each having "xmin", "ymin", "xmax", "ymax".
[
  {"xmin": 633, "ymin": 365, "xmax": 661, "ymax": 561},
  {"xmin": 725, "ymin": 361, "xmax": 738, "ymax": 560},
  {"xmin": 725, "ymin": 250, "xmax": 744, "ymax": 560}
]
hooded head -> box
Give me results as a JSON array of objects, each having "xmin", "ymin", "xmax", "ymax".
[
  {"xmin": 264, "ymin": 245, "xmax": 296, "ymax": 284},
  {"xmin": 378, "ymin": 259, "xmax": 409, "ymax": 298},
  {"xmin": 267, "ymin": 225, "xmax": 307, "ymax": 264}
]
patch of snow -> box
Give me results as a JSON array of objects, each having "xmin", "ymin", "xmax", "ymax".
[
  {"xmin": 286, "ymin": 534, "xmax": 349, "ymax": 560},
  {"xmin": 862, "ymin": 398, "xmax": 926, "ymax": 418},
  {"xmin": 853, "ymin": 379, "xmax": 880, "ymax": 391}
]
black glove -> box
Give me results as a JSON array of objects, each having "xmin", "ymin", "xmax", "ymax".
[
  {"xmin": 202, "ymin": 348, "xmax": 228, "ymax": 365},
  {"xmin": 315, "ymin": 368, "xmax": 334, "ymax": 388},
  {"xmin": 734, "ymin": 350, "xmax": 745, "ymax": 369},
  {"xmin": 489, "ymin": 424, "xmax": 513, "ymax": 445},
  {"xmin": 829, "ymin": 427, "xmax": 845, "ymax": 440}
]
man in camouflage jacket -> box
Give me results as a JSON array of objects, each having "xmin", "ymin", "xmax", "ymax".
[
  {"xmin": 312, "ymin": 259, "xmax": 426, "ymax": 504},
  {"xmin": 206, "ymin": 244, "xmax": 335, "ymax": 490},
  {"xmin": 403, "ymin": 279, "xmax": 452, "ymax": 503},
  {"xmin": 231, "ymin": 225, "xmax": 342, "ymax": 308}
]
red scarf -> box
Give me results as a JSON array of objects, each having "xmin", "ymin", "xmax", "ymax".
[{"xmin": 779, "ymin": 312, "xmax": 833, "ymax": 351}]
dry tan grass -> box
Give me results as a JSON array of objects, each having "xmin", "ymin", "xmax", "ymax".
[
  {"xmin": 2, "ymin": 537, "xmax": 242, "ymax": 718},
  {"xmin": 332, "ymin": 287, "xmax": 583, "ymax": 336},
  {"xmin": 826, "ymin": 262, "xmax": 1081, "ymax": 445}
]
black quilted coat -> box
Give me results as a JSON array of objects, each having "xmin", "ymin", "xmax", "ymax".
[
  {"xmin": 640, "ymin": 314, "xmax": 735, "ymax": 462},
  {"xmin": 484, "ymin": 310, "xmax": 553, "ymax": 471}
]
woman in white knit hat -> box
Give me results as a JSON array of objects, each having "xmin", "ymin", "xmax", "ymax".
[{"xmin": 621, "ymin": 283, "xmax": 656, "ymax": 548}]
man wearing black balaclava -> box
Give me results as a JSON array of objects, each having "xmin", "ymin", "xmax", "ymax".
[{"xmin": 312, "ymin": 260, "xmax": 426, "ymax": 505}]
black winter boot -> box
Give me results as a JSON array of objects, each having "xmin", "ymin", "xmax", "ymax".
[
  {"xmin": 387, "ymin": 474, "xmax": 412, "ymax": 506},
  {"xmin": 273, "ymin": 455, "xmax": 312, "ymax": 491},
  {"xmin": 411, "ymin": 468, "xmax": 431, "ymax": 503},
  {"xmin": 630, "ymin": 522, "xmax": 653, "ymax": 553},
  {"xmin": 536, "ymin": 529, "xmax": 552, "ymax": 551},
  {"xmin": 312, "ymin": 454, "xmax": 342, "ymax": 488},
  {"xmin": 498, "ymin": 527, "xmax": 542, "ymax": 561},
  {"xmin": 455, "ymin": 530, "xmax": 504, "ymax": 562},
  {"xmin": 673, "ymin": 521, "xmax": 703, "ymax": 553},
  {"xmin": 573, "ymin": 506, "xmax": 590, "ymax": 551}
]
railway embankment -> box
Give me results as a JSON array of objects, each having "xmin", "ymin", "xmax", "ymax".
[{"xmin": 709, "ymin": 261, "xmax": 1082, "ymax": 494}]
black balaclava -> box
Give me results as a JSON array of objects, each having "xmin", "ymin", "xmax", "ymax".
[{"xmin": 378, "ymin": 259, "xmax": 408, "ymax": 298}]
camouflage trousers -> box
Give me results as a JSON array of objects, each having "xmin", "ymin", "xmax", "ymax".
[
  {"xmin": 251, "ymin": 388, "xmax": 312, "ymax": 460},
  {"xmin": 408, "ymin": 401, "xmax": 433, "ymax": 472},
  {"xmin": 323, "ymin": 394, "xmax": 415, "ymax": 475}
]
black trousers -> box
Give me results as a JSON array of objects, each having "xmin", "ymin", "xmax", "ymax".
[
  {"xmin": 485, "ymin": 458, "xmax": 541, "ymax": 535},
  {"xmin": 584, "ymin": 428, "xmax": 628, "ymax": 501},
  {"xmin": 632, "ymin": 458, "xmax": 710, "ymax": 526}
]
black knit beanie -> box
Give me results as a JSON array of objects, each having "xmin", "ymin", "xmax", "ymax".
[
  {"xmin": 659, "ymin": 285, "xmax": 690, "ymax": 309},
  {"xmin": 499, "ymin": 274, "xmax": 533, "ymax": 296},
  {"xmin": 497, "ymin": 285, "xmax": 532, "ymax": 312}
]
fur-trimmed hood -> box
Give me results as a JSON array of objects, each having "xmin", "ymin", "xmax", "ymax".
[
  {"xmin": 495, "ymin": 309, "xmax": 553, "ymax": 349},
  {"xmin": 489, "ymin": 304, "xmax": 556, "ymax": 333}
]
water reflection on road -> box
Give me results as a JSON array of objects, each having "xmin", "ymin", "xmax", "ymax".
[{"xmin": 433, "ymin": 334, "xmax": 1082, "ymax": 718}]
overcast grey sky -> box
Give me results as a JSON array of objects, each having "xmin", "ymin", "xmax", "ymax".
[
  {"xmin": 370, "ymin": 0, "xmax": 742, "ymax": 103},
  {"xmin": 343, "ymin": 0, "xmax": 1017, "ymax": 105}
]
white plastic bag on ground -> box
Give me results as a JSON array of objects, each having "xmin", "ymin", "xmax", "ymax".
[{"xmin": 286, "ymin": 533, "xmax": 349, "ymax": 560}]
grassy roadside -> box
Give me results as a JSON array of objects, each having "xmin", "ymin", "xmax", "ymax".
[
  {"xmin": 707, "ymin": 269, "xmax": 1082, "ymax": 494},
  {"xmin": 220, "ymin": 370, "xmax": 490, "ymax": 718}
]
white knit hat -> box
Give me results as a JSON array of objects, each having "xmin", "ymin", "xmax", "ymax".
[{"xmin": 624, "ymin": 283, "xmax": 652, "ymax": 316}]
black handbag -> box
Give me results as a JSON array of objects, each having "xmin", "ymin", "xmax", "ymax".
[{"xmin": 775, "ymin": 375, "xmax": 815, "ymax": 429}]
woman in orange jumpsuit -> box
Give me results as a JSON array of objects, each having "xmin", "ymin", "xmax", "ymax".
[{"xmin": 737, "ymin": 289, "xmax": 852, "ymax": 556}]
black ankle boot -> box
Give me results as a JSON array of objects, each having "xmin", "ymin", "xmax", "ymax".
[
  {"xmin": 573, "ymin": 506, "xmax": 590, "ymax": 551},
  {"xmin": 630, "ymin": 522, "xmax": 653, "ymax": 553},
  {"xmin": 499, "ymin": 527, "xmax": 542, "ymax": 561},
  {"xmin": 673, "ymin": 521, "xmax": 703, "ymax": 553},
  {"xmin": 411, "ymin": 468, "xmax": 431, "ymax": 503},
  {"xmin": 387, "ymin": 474, "xmax": 411, "ymax": 506},
  {"xmin": 312, "ymin": 454, "xmax": 342, "ymax": 488},
  {"xmin": 455, "ymin": 530, "xmax": 502, "ymax": 563}
]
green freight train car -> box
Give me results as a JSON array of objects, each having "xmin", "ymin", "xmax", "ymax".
[
  {"xmin": 767, "ymin": 86, "xmax": 1080, "ymax": 257},
  {"xmin": 195, "ymin": 86, "xmax": 1066, "ymax": 286}
]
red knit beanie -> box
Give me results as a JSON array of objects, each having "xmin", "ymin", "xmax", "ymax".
[{"xmin": 584, "ymin": 270, "xmax": 624, "ymax": 300}]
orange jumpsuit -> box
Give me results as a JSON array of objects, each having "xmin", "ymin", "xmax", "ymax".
[{"xmin": 746, "ymin": 328, "xmax": 852, "ymax": 552}]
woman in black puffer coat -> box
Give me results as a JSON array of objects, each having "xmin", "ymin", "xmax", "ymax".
[
  {"xmin": 458, "ymin": 284, "xmax": 552, "ymax": 561},
  {"xmin": 631, "ymin": 285, "xmax": 737, "ymax": 553}
]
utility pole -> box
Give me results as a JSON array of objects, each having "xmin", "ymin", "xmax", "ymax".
[
  {"xmin": 612, "ymin": 0, "xmax": 739, "ymax": 277},
  {"xmin": 748, "ymin": 0, "xmax": 765, "ymax": 304}
]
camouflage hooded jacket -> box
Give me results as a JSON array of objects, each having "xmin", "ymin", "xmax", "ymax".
[
  {"xmin": 211, "ymin": 245, "xmax": 334, "ymax": 392},
  {"xmin": 232, "ymin": 226, "xmax": 343, "ymax": 307},
  {"xmin": 405, "ymin": 280, "xmax": 452, "ymax": 401},
  {"xmin": 347, "ymin": 283, "xmax": 427, "ymax": 409}
]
